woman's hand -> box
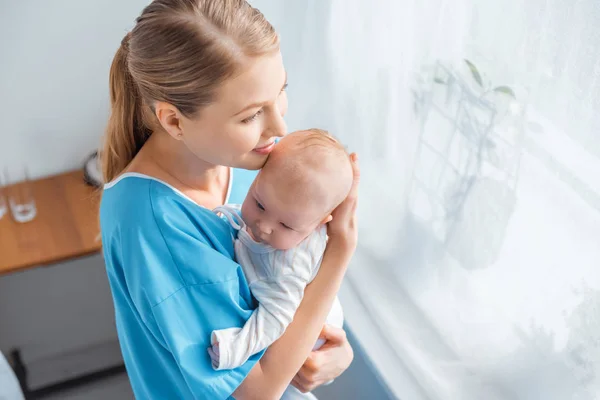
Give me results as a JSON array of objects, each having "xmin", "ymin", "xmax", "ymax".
[
  {"xmin": 327, "ymin": 153, "xmax": 360, "ymax": 252},
  {"xmin": 291, "ymin": 325, "xmax": 354, "ymax": 393}
]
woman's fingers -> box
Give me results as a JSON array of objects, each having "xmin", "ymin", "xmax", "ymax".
[
  {"xmin": 317, "ymin": 324, "xmax": 348, "ymax": 347},
  {"xmin": 328, "ymin": 152, "xmax": 359, "ymax": 247},
  {"xmin": 330, "ymin": 153, "xmax": 360, "ymax": 220},
  {"xmin": 291, "ymin": 372, "xmax": 324, "ymax": 393},
  {"xmin": 347, "ymin": 153, "xmax": 360, "ymax": 200}
]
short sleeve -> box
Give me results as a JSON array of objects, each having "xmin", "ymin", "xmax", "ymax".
[{"xmin": 151, "ymin": 280, "xmax": 265, "ymax": 399}]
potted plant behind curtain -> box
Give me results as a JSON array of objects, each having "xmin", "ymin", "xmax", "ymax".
[{"xmin": 410, "ymin": 59, "xmax": 526, "ymax": 270}]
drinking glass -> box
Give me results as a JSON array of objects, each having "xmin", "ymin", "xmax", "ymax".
[
  {"xmin": 7, "ymin": 167, "xmax": 37, "ymax": 223},
  {"xmin": 0, "ymin": 169, "xmax": 6, "ymax": 220}
]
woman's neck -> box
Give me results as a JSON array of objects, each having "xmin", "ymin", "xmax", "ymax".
[{"xmin": 127, "ymin": 131, "xmax": 230, "ymax": 207}]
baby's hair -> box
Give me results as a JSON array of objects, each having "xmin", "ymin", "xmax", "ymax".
[
  {"xmin": 296, "ymin": 128, "xmax": 349, "ymax": 156},
  {"xmin": 267, "ymin": 128, "xmax": 353, "ymax": 215}
]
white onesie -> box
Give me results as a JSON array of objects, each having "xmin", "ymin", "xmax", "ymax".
[{"xmin": 210, "ymin": 205, "xmax": 344, "ymax": 372}]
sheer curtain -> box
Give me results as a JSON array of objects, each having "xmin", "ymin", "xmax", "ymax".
[{"xmin": 252, "ymin": 1, "xmax": 600, "ymax": 398}]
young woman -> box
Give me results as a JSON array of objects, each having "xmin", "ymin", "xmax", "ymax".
[{"xmin": 100, "ymin": 1, "xmax": 359, "ymax": 399}]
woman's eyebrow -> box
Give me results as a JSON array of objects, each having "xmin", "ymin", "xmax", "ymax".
[{"xmin": 233, "ymin": 71, "xmax": 287, "ymax": 116}]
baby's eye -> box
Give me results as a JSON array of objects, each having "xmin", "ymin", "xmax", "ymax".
[
  {"xmin": 280, "ymin": 222, "xmax": 293, "ymax": 230},
  {"xmin": 256, "ymin": 200, "xmax": 265, "ymax": 211}
]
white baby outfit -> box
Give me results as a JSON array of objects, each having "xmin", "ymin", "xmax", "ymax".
[{"xmin": 211, "ymin": 205, "xmax": 344, "ymax": 378}]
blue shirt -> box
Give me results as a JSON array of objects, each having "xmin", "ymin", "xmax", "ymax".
[{"xmin": 100, "ymin": 168, "xmax": 262, "ymax": 400}]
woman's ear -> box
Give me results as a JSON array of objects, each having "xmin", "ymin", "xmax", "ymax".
[
  {"xmin": 154, "ymin": 101, "xmax": 184, "ymax": 140},
  {"xmin": 321, "ymin": 215, "xmax": 333, "ymax": 224}
]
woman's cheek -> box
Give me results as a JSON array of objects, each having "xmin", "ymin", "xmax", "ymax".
[{"xmin": 235, "ymin": 124, "xmax": 263, "ymax": 153}]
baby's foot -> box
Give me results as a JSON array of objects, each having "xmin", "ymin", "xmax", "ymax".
[{"xmin": 207, "ymin": 342, "xmax": 220, "ymax": 369}]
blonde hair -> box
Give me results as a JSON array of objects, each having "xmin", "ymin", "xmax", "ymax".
[
  {"xmin": 102, "ymin": 0, "xmax": 279, "ymax": 182},
  {"xmin": 296, "ymin": 128, "xmax": 349, "ymax": 154}
]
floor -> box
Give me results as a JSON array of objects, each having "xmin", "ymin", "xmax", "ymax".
[
  {"xmin": 38, "ymin": 329, "xmax": 393, "ymax": 400},
  {"xmin": 42, "ymin": 373, "xmax": 134, "ymax": 400}
]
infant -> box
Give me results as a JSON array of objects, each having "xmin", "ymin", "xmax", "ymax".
[{"xmin": 208, "ymin": 129, "xmax": 353, "ymax": 380}]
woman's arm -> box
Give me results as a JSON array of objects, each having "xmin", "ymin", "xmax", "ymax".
[
  {"xmin": 233, "ymin": 154, "xmax": 360, "ymax": 400},
  {"xmin": 210, "ymin": 273, "xmax": 311, "ymax": 370},
  {"xmin": 235, "ymin": 243, "xmax": 352, "ymax": 399}
]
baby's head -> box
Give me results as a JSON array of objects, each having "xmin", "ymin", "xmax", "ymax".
[{"xmin": 241, "ymin": 129, "xmax": 353, "ymax": 250}]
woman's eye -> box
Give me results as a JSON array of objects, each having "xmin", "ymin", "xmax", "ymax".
[
  {"xmin": 281, "ymin": 83, "xmax": 288, "ymax": 92},
  {"xmin": 256, "ymin": 200, "xmax": 265, "ymax": 211},
  {"xmin": 242, "ymin": 109, "xmax": 263, "ymax": 124}
]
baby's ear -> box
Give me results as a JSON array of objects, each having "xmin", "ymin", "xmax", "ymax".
[{"xmin": 321, "ymin": 215, "xmax": 333, "ymax": 224}]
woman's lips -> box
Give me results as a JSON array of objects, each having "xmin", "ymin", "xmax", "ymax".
[{"xmin": 252, "ymin": 141, "xmax": 276, "ymax": 155}]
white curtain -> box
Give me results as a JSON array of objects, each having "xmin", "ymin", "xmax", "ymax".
[
  {"xmin": 0, "ymin": 352, "xmax": 24, "ymax": 400},
  {"xmin": 252, "ymin": 1, "xmax": 600, "ymax": 398}
]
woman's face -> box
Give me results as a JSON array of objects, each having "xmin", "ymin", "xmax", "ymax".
[{"xmin": 179, "ymin": 51, "xmax": 288, "ymax": 170}]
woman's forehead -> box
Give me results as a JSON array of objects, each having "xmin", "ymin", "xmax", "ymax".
[{"xmin": 215, "ymin": 52, "xmax": 286, "ymax": 114}]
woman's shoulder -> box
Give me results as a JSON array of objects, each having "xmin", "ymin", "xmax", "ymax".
[
  {"xmin": 101, "ymin": 173, "xmax": 207, "ymax": 227},
  {"xmin": 100, "ymin": 174, "xmax": 239, "ymax": 287}
]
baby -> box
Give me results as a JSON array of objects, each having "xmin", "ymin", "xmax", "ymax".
[{"xmin": 208, "ymin": 129, "xmax": 353, "ymax": 380}]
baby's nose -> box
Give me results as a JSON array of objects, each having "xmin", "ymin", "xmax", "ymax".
[{"xmin": 257, "ymin": 221, "xmax": 272, "ymax": 235}]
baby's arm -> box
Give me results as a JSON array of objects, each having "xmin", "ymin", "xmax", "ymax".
[{"xmin": 210, "ymin": 273, "xmax": 309, "ymax": 370}]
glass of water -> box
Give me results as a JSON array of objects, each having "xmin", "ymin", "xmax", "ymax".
[
  {"xmin": 0, "ymin": 170, "xmax": 7, "ymax": 220},
  {"xmin": 7, "ymin": 167, "xmax": 37, "ymax": 223}
]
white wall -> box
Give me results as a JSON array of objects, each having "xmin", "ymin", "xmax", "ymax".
[{"xmin": 0, "ymin": 0, "xmax": 150, "ymax": 180}]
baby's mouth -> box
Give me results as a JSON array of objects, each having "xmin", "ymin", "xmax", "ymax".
[{"xmin": 247, "ymin": 227, "xmax": 261, "ymax": 242}]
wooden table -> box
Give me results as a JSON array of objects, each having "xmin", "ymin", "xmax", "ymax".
[
  {"xmin": 0, "ymin": 170, "xmax": 119, "ymax": 399},
  {"xmin": 0, "ymin": 170, "xmax": 101, "ymax": 275}
]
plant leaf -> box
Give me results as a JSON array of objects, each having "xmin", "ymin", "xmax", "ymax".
[
  {"xmin": 434, "ymin": 77, "xmax": 446, "ymax": 84},
  {"xmin": 493, "ymin": 86, "xmax": 516, "ymax": 99},
  {"xmin": 464, "ymin": 59, "xmax": 483, "ymax": 87},
  {"xmin": 484, "ymin": 138, "xmax": 496, "ymax": 149}
]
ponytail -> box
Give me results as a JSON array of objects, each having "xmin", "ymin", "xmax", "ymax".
[
  {"xmin": 102, "ymin": 33, "xmax": 150, "ymax": 182},
  {"xmin": 101, "ymin": 0, "xmax": 280, "ymax": 183}
]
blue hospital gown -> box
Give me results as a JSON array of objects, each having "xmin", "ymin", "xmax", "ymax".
[{"xmin": 100, "ymin": 168, "xmax": 262, "ymax": 400}]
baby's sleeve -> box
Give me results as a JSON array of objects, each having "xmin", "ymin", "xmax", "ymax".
[
  {"xmin": 211, "ymin": 273, "xmax": 309, "ymax": 370},
  {"xmin": 211, "ymin": 226, "xmax": 328, "ymax": 370}
]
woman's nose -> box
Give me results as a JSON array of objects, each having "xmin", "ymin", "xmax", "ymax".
[{"xmin": 265, "ymin": 106, "xmax": 287, "ymax": 139}]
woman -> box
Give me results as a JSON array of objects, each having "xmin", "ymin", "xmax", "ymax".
[{"xmin": 100, "ymin": 1, "xmax": 359, "ymax": 399}]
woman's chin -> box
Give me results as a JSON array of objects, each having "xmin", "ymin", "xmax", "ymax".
[{"xmin": 236, "ymin": 152, "xmax": 269, "ymax": 170}]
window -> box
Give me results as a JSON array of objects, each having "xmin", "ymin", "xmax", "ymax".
[{"xmin": 253, "ymin": 1, "xmax": 600, "ymax": 398}]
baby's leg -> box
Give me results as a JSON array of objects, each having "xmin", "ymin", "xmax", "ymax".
[
  {"xmin": 312, "ymin": 338, "xmax": 326, "ymax": 350},
  {"xmin": 313, "ymin": 296, "xmax": 344, "ymax": 351},
  {"xmin": 281, "ymin": 385, "xmax": 319, "ymax": 400}
]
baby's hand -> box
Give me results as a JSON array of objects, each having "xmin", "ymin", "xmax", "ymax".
[{"xmin": 207, "ymin": 342, "xmax": 221, "ymax": 369}]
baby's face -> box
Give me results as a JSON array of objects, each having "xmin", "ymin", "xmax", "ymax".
[{"xmin": 241, "ymin": 171, "xmax": 328, "ymax": 250}]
